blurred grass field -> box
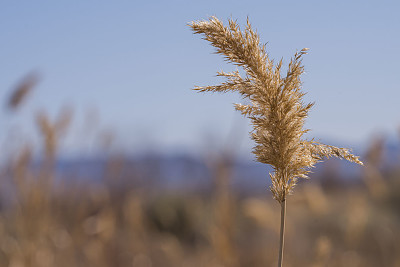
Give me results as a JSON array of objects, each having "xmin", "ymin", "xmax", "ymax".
[{"xmin": 1, "ymin": 76, "xmax": 399, "ymax": 267}]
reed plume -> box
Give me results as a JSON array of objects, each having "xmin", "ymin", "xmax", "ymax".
[
  {"xmin": 189, "ymin": 16, "xmax": 363, "ymax": 266},
  {"xmin": 7, "ymin": 72, "xmax": 40, "ymax": 111}
]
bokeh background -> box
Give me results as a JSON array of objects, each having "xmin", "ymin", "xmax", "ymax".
[{"xmin": 1, "ymin": 1, "xmax": 400, "ymax": 266}]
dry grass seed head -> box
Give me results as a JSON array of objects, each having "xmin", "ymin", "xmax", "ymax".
[
  {"xmin": 8, "ymin": 72, "xmax": 40, "ymax": 110},
  {"xmin": 189, "ymin": 16, "xmax": 362, "ymax": 203}
]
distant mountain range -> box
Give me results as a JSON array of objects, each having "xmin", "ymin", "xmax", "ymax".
[{"xmin": 48, "ymin": 137, "xmax": 400, "ymax": 194}]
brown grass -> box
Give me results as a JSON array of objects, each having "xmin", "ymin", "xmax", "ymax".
[
  {"xmin": 7, "ymin": 72, "xmax": 39, "ymax": 111},
  {"xmin": 0, "ymin": 116, "xmax": 399, "ymax": 266},
  {"xmin": 189, "ymin": 16, "xmax": 363, "ymax": 266},
  {"xmin": 0, "ymin": 29, "xmax": 399, "ymax": 267}
]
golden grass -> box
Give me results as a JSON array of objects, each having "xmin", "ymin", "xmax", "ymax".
[
  {"xmin": 189, "ymin": 16, "xmax": 363, "ymax": 266},
  {"xmin": 1, "ymin": 29, "xmax": 399, "ymax": 267},
  {"xmin": 0, "ymin": 121, "xmax": 399, "ymax": 266},
  {"xmin": 189, "ymin": 16, "xmax": 362, "ymax": 202}
]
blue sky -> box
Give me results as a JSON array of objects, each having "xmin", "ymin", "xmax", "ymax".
[{"xmin": 1, "ymin": 0, "xmax": 400, "ymax": 156}]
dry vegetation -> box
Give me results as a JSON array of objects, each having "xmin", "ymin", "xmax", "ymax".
[
  {"xmin": 189, "ymin": 16, "xmax": 362, "ymax": 266},
  {"xmin": 0, "ymin": 21, "xmax": 399, "ymax": 267},
  {"xmin": 1, "ymin": 119, "xmax": 400, "ymax": 266},
  {"xmin": 189, "ymin": 16, "xmax": 362, "ymax": 201}
]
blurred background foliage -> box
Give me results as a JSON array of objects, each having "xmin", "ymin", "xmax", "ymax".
[
  {"xmin": 2, "ymin": 2, "xmax": 400, "ymax": 265},
  {"xmin": 0, "ymin": 74, "xmax": 399, "ymax": 267}
]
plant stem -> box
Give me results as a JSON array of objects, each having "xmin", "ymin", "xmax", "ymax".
[{"xmin": 278, "ymin": 199, "xmax": 286, "ymax": 267}]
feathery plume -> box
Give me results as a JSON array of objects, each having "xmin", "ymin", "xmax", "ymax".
[
  {"xmin": 7, "ymin": 72, "xmax": 40, "ymax": 111},
  {"xmin": 189, "ymin": 16, "xmax": 362, "ymax": 203}
]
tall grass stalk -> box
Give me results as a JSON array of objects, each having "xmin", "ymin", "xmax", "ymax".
[
  {"xmin": 189, "ymin": 16, "xmax": 363, "ymax": 266},
  {"xmin": 278, "ymin": 200, "xmax": 286, "ymax": 267}
]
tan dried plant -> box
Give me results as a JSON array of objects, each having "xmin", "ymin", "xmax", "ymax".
[
  {"xmin": 8, "ymin": 72, "xmax": 40, "ymax": 111},
  {"xmin": 189, "ymin": 16, "xmax": 363, "ymax": 266}
]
